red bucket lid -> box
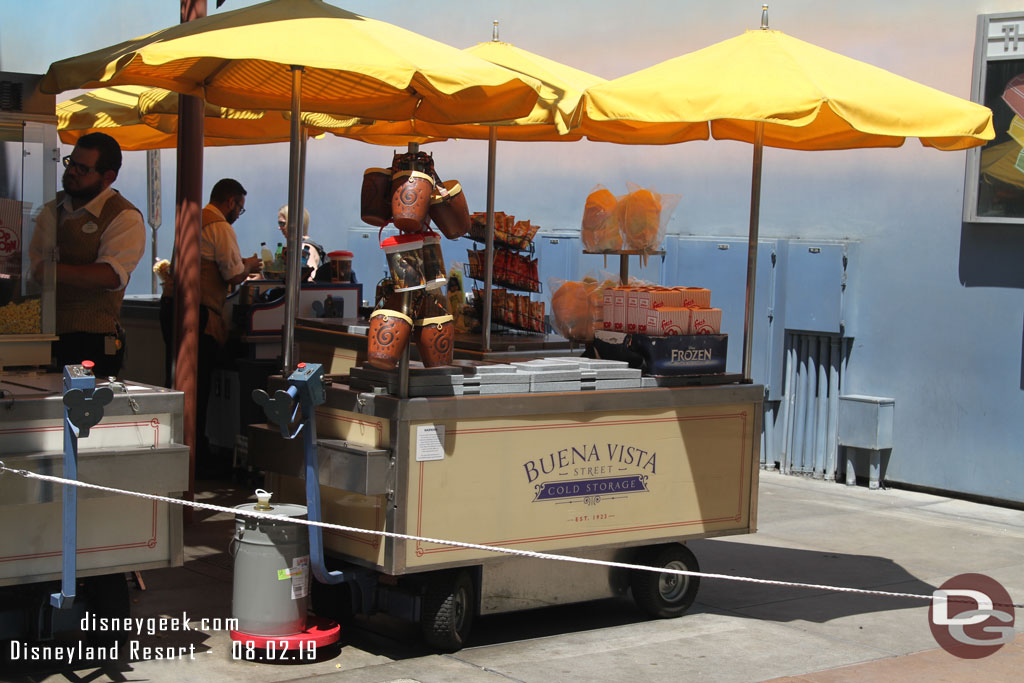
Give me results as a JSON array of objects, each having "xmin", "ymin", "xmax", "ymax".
[
  {"xmin": 381, "ymin": 233, "xmax": 423, "ymax": 249},
  {"xmin": 328, "ymin": 250, "xmax": 353, "ymax": 259}
]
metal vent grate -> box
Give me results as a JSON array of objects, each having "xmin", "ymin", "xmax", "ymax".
[
  {"xmin": 762, "ymin": 332, "xmax": 851, "ymax": 480},
  {"xmin": 0, "ymin": 81, "xmax": 24, "ymax": 111}
]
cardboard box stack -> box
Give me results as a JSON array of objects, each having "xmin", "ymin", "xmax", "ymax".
[{"xmin": 601, "ymin": 285, "xmax": 721, "ymax": 336}]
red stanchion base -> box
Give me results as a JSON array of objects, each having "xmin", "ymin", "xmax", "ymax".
[{"xmin": 230, "ymin": 615, "xmax": 341, "ymax": 651}]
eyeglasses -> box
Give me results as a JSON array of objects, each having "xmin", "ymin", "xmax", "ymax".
[{"xmin": 62, "ymin": 155, "xmax": 98, "ymax": 175}]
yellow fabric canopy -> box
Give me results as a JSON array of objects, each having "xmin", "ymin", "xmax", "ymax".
[
  {"xmin": 42, "ymin": 0, "xmax": 541, "ymax": 125},
  {"xmin": 326, "ymin": 39, "xmax": 606, "ymax": 142},
  {"xmin": 576, "ymin": 29, "xmax": 993, "ymax": 150},
  {"xmin": 57, "ymin": 86, "xmax": 441, "ymax": 149}
]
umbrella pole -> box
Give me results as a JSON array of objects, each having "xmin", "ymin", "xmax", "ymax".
[
  {"xmin": 483, "ymin": 125, "xmax": 497, "ymax": 352},
  {"xmin": 741, "ymin": 121, "xmax": 764, "ymax": 382},
  {"xmin": 282, "ymin": 65, "xmax": 304, "ymax": 374}
]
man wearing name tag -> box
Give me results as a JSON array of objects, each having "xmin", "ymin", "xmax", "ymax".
[{"xmin": 30, "ymin": 132, "xmax": 145, "ymax": 377}]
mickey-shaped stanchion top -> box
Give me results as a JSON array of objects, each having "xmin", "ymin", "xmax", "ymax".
[
  {"xmin": 62, "ymin": 362, "xmax": 113, "ymax": 438},
  {"xmin": 251, "ymin": 363, "xmax": 325, "ymax": 440}
]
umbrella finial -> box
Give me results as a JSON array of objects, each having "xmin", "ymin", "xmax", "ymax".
[
  {"xmin": 761, "ymin": 4, "xmax": 769, "ymax": 30},
  {"xmin": 492, "ymin": 20, "xmax": 500, "ymax": 42}
]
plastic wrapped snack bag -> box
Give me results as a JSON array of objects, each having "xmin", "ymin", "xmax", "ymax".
[
  {"xmin": 619, "ymin": 182, "xmax": 680, "ymax": 253},
  {"xmin": 550, "ymin": 278, "xmax": 596, "ymax": 342},
  {"xmin": 581, "ymin": 185, "xmax": 623, "ymax": 252}
]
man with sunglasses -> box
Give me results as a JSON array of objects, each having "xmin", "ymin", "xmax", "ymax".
[{"xmin": 29, "ymin": 132, "xmax": 144, "ymax": 377}]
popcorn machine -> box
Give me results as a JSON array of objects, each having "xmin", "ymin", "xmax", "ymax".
[{"xmin": 0, "ymin": 71, "xmax": 57, "ymax": 368}]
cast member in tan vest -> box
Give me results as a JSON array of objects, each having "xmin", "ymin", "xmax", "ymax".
[
  {"xmin": 29, "ymin": 132, "xmax": 144, "ymax": 378},
  {"xmin": 195, "ymin": 178, "xmax": 261, "ymax": 477}
]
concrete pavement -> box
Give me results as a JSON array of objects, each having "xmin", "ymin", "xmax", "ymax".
[{"xmin": 10, "ymin": 470, "xmax": 1024, "ymax": 682}]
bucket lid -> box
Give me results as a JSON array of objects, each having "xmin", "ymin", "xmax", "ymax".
[
  {"xmin": 381, "ymin": 233, "xmax": 423, "ymax": 250},
  {"xmin": 431, "ymin": 180, "xmax": 462, "ymax": 205},
  {"xmin": 328, "ymin": 250, "xmax": 354, "ymax": 259},
  {"xmin": 234, "ymin": 502, "xmax": 308, "ymax": 520}
]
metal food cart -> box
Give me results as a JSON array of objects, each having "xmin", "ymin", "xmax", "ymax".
[
  {"xmin": 250, "ymin": 359, "xmax": 760, "ymax": 649},
  {"xmin": 0, "ymin": 72, "xmax": 188, "ymax": 643}
]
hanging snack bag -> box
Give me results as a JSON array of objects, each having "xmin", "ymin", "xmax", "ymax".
[
  {"xmin": 619, "ymin": 182, "xmax": 681, "ymax": 252},
  {"xmin": 581, "ymin": 185, "xmax": 623, "ymax": 252}
]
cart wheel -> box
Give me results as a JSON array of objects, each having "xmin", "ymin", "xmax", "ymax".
[
  {"xmin": 630, "ymin": 544, "xmax": 700, "ymax": 619},
  {"xmin": 420, "ymin": 570, "xmax": 475, "ymax": 652}
]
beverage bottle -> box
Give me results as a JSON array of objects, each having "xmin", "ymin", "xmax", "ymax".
[
  {"xmin": 274, "ymin": 243, "xmax": 284, "ymax": 271},
  {"xmin": 260, "ymin": 242, "xmax": 273, "ymax": 269}
]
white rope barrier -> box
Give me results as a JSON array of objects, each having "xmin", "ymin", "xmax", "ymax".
[{"xmin": 3, "ymin": 462, "xmax": 1020, "ymax": 609}]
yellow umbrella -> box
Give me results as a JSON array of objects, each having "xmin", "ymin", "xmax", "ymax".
[
  {"xmin": 40, "ymin": 0, "xmax": 540, "ymax": 125},
  {"xmin": 58, "ymin": 85, "xmax": 442, "ymax": 149},
  {"xmin": 325, "ymin": 32, "xmax": 605, "ymax": 141},
  {"xmin": 344, "ymin": 27, "xmax": 606, "ymax": 347},
  {"xmin": 572, "ymin": 13, "xmax": 994, "ymax": 379},
  {"xmin": 577, "ymin": 28, "xmax": 993, "ymax": 149}
]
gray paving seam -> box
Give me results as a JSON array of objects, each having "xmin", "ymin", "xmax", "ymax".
[{"xmin": 447, "ymin": 654, "xmax": 528, "ymax": 682}]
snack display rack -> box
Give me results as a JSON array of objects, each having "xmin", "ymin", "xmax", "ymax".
[
  {"xmin": 465, "ymin": 246, "xmax": 541, "ymax": 293},
  {"xmin": 463, "ymin": 211, "xmax": 545, "ymax": 335},
  {"xmin": 469, "ymin": 287, "xmax": 545, "ymax": 334}
]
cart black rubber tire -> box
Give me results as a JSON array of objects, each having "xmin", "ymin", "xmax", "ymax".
[
  {"xmin": 420, "ymin": 570, "xmax": 475, "ymax": 652},
  {"xmin": 630, "ymin": 544, "xmax": 700, "ymax": 618}
]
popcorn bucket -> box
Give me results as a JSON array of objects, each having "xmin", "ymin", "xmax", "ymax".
[
  {"xmin": 414, "ymin": 314, "xmax": 455, "ymax": 368},
  {"xmin": 391, "ymin": 170, "xmax": 434, "ymax": 232},
  {"xmin": 360, "ymin": 168, "xmax": 392, "ymax": 227},
  {"xmin": 367, "ymin": 309, "xmax": 413, "ymax": 370},
  {"xmin": 420, "ymin": 229, "xmax": 447, "ymax": 289},
  {"xmin": 381, "ymin": 234, "xmax": 426, "ymax": 293},
  {"xmin": 327, "ymin": 250, "xmax": 353, "ymax": 283},
  {"xmin": 429, "ymin": 180, "xmax": 471, "ymax": 239}
]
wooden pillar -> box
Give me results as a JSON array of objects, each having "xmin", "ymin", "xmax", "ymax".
[{"xmin": 174, "ymin": 0, "xmax": 206, "ymax": 518}]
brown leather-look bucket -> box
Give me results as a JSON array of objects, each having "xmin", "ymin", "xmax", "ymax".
[
  {"xmin": 391, "ymin": 170, "xmax": 434, "ymax": 232},
  {"xmin": 367, "ymin": 309, "xmax": 413, "ymax": 370},
  {"xmin": 429, "ymin": 180, "xmax": 471, "ymax": 239},
  {"xmin": 414, "ymin": 314, "xmax": 454, "ymax": 368},
  {"xmin": 360, "ymin": 168, "xmax": 392, "ymax": 227}
]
